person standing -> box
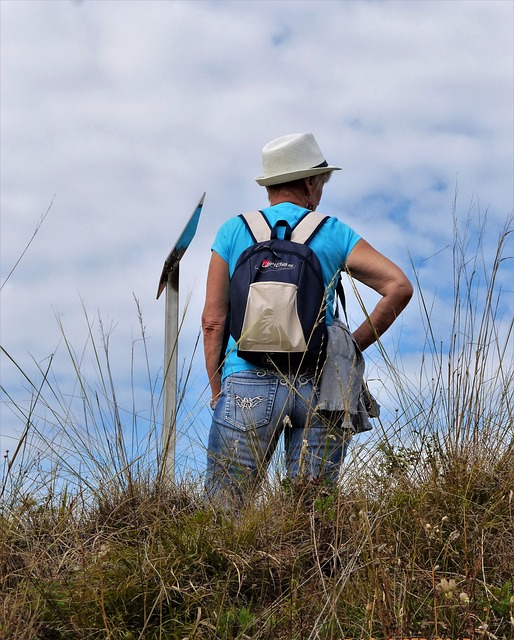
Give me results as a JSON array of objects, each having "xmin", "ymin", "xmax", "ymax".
[{"xmin": 202, "ymin": 133, "xmax": 412, "ymax": 505}]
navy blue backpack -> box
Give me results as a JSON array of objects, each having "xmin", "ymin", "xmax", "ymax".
[{"xmin": 227, "ymin": 210, "xmax": 331, "ymax": 371}]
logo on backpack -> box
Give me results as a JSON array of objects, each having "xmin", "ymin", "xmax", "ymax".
[
  {"xmin": 258, "ymin": 258, "xmax": 295, "ymax": 270},
  {"xmin": 228, "ymin": 211, "xmax": 330, "ymax": 370}
]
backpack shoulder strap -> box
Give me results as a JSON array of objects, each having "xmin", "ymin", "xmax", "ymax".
[
  {"xmin": 239, "ymin": 211, "xmax": 272, "ymax": 243},
  {"xmin": 336, "ymin": 277, "xmax": 348, "ymax": 324},
  {"xmin": 239, "ymin": 210, "xmax": 329, "ymax": 244},
  {"xmin": 291, "ymin": 211, "xmax": 330, "ymax": 244}
]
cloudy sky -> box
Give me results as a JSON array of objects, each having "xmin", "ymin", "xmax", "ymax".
[{"xmin": 1, "ymin": 0, "xmax": 513, "ymax": 481}]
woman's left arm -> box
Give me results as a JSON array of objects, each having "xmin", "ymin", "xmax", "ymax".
[{"xmin": 345, "ymin": 238, "xmax": 413, "ymax": 351}]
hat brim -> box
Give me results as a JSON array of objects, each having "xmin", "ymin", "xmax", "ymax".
[{"xmin": 255, "ymin": 165, "xmax": 341, "ymax": 187}]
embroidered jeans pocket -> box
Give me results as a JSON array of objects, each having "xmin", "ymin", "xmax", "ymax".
[{"xmin": 223, "ymin": 376, "xmax": 278, "ymax": 430}]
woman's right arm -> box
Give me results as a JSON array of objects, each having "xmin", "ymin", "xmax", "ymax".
[{"xmin": 201, "ymin": 251, "xmax": 231, "ymax": 402}]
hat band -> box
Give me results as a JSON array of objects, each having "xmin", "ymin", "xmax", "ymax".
[{"xmin": 313, "ymin": 160, "xmax": 328, "ymax": 168}]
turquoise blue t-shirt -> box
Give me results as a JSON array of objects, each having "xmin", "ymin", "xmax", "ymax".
[{"xmin": 212, "ymin": 202, "xmax": 361, "ymax": 379}]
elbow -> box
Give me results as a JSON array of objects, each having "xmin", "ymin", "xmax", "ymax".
[
  {"xmin": 383, "ymin": 275, "xmax": 413, "ymax": 316},
  {"xmin": 201, "ymin": 311, "xmax": 227, "ymax": 336},
  {"xmin": 395, "ymin": 276, "xmax": 414, "ymax": 312},
  {"xmin": 403, "ymin": 276, "xmax": 414, "ymax": 304},
  {"xmin": 202, "ymin": 296, "xmax": 229, "ymax": 339}
]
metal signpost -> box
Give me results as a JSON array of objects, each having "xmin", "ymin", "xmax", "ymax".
[{"xmin": 156, "ymin": 193, "xmax": 205, "ymax": 484}]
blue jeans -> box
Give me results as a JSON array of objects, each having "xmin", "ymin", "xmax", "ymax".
[{"xmin": 205, "ymin": 370, "xmax": 352, "ymax": 505}]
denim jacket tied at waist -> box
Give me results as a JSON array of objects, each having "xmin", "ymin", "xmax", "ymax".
[{"xmin": 317, "ymin": 318, "xmax": 380, "ymax": 434}]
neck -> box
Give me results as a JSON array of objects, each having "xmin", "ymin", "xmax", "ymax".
[
  {"xmin": 268, "ymin": 193, "xmax": 306, "ymax": 208},
  {"xmin": 266, "ymin": 178, "xmax": 315, "ymax": 209}
]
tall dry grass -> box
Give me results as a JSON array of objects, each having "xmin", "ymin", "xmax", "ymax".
[{"xmin": 1, "ymin": 209, "xmax": 512, "ymax": 639}]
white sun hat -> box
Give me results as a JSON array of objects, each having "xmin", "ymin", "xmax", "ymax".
[{"xmin": 255, "ymin": 132, "xmax": 341, "ymax": 186}]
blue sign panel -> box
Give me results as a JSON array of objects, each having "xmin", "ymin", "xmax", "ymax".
[{"xmin": 156, "ymin": 193, "xmax": 205, "ymax": 299}]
